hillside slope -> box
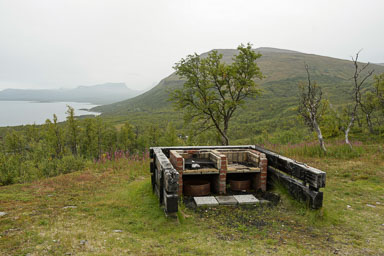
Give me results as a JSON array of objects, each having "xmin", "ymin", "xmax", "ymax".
[{"xmin": 94, "ymin": 48, "xmax": 384, "ymax": 140}]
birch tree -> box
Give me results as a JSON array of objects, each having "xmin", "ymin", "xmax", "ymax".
[
  {"xmin": 344, "ymin": 51, "xmax": 374, "ymax": 147},
  {"xmin": 170, "ymin": 43, "xmax": 263, "ymax": 145},
  {"xmin": 298, "ymin": 64, "xmax": 327, "ymax": 152}
]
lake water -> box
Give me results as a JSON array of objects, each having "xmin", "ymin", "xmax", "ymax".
[{"xmin": 0, "ymin": 101, "xmax": 100, "ymax": 127}]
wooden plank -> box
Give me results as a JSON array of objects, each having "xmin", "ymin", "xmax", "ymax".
[
  {"xmin": 227, "ymin": 170, "xmax": 260, "ymax": 174},
  {"xmin": 151, "ymin": 173, "xmax": 155, "ymax": 192},
  {"xmin": 156, "ymin": 145, "xmax": 255, "ymax": 158},
  {"xmin": 242, "ymin": 168, "xmax": 260, "ymax": 173},
  {"xmin": 267, "ymin": 167, "xmax": 323, "ymax": 209},
  {"xmin": 200, "ymin": 168, "xmax": 219, "ymax": 173},
  {"xmin": 227, "ymin": 165, "xmax": 260, "ymax": 173},
  {"xmin": 150, "ymin": 161, "xmax": 155, "ymax": 173},
  {"xmin": 183, "ymin": 168, "xmax": 219, "ymax": 175},
  {"xmin": 183, "ymin": 169, "xmax": 201, "ymax": 174},
  {"xmin": 252, "ymin": 145, "xmax": 326, "ymax": 189}
]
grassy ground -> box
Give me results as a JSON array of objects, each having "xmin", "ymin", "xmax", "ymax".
[{"xmin": 0, "ymin": 143, "xmax": 383, "ymax": 255}]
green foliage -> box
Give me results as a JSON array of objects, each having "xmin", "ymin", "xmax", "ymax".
[
  {"xmin": 79, "ymin": 118, "xmax": 98, "ymax": 158},
  {"xmin": 4, "ymin": 130, "xmax": 26, "ymax": 154},
  {"xmin": 119, "ymin": 122, "xmax": 136, "ymax": 151},
  {"xmin": 170, "ymin": 43, "xmax": 263, "ymax": 145},
  {"xmin": 374, "ymin": 73, "xmax": 384, "ymax": 104},
  {"xmin": 0, "ymin": 107, "xmax": 191, "ymax": 185},
  {"xmin": 268, "ymin": 140, "xmax": 365, "ymax": 159},
  {"xmin": 158, "ymin": 122, "xmax": 181, "ymax": 146},
  {"xmin": 320, "ymin": 104, "xmax": 342, "ymax": 138},
  {"xmin": 66, "ymin": 105, "xmax": 80, "ymax": 155},
  {"xmin": 45, "ymin": 114, "xmax": 64, "ymax": 158},
  {"xmin": 56, "ymin": 155, "xmax": 85, "ymax": 174}
]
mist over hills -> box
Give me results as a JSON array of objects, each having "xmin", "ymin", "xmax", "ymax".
[{"xmin": 0, "ymin": 83, "xmax": 142, "ymax": 104}]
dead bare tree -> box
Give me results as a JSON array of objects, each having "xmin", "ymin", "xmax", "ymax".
[
  {"xmin": 298, "ymin": 64, "xmax": 327, "ymax": 152},
  {"xmin": 344, "ymin": 51, "xmax": 374, "ymax": 147}
]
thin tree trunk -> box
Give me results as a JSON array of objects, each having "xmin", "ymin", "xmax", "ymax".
[
  {"xmin": 221, "ymin": 121, "xmax": 229, "ymax": 146},
  {"xmin": 345, "ymin": 115, "xmax": 355, "ymax": 148},
  {"xmin": 356, "ymin": 114, "xmax": 363, "ymax": 128},
  {"xmin": 345, "ymin": 102, "xmax": 359, "ymax": 148},
  {"xmin": 313, "ymin": 118, "xmax": 326, "ymax": 152},
  {"xmin": 366, "ymin": 113, "xmax": 374, "ymax": 134}
]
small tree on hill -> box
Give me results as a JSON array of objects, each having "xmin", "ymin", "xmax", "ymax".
[
  {"xmin": 45, "ymin": 114, "xmax": 63, "ymax": 158},
  {"xmin": 170, "ymin": 43, "xmax": 264, "ymax": 145},
  {"xmin": 120, "ymin": 122, "xmax": 136, "ymax": 152},
  {"xmin": 298, "ymin": 64, "xmax": 327, "ymax": 152},
  {"xmin": 343, "ymin": 51, "xmax": 374, "ymax": 147},
  {"xmin": 66, "ymin": 105, "xmax": 79, "ymax": 156}
]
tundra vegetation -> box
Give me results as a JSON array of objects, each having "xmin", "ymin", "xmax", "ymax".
[
  {"xmin": 0, "ymin": 106, "xmax": 182, "ymax": 186},
  {"xmin": 0, "ymin": 141, "xmax": 383, "ymax": 255},
  {"xmin": 0, "ymin": 49, "xmax": 384, "ymax": 255}
]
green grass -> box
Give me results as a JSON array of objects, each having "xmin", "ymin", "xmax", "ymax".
[{"xmin": 0, "ymin": 144, "xmax": 383, "ymax": 255}]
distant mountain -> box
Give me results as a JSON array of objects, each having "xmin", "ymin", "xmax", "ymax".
[
  {"xmin": 93, "ymin": 48, "xmax": 384, "ymax": 140},
  {"xmin": 95, "ymin": 48, "xmax": 384, "ymax": 114},
  {"xmin": 0, "ymin": 83, "xmax": 142, "ymax": 104}
]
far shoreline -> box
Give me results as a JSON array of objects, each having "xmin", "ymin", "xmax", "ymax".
[{"xmin": 0, "ymin": 101, "xmax": 101, "ymax": 128}]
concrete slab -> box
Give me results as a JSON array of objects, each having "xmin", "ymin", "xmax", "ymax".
[
  {"xmin": 194, "ymin": 196, "xmax": 219, "ymax": 207},
  {"xmin": 215, "ymin": 196, "xmax": 238, "ymax": 205},
  {"xmin": 234, "ymin": 194, "xmax": 259, "ymax": 205}
]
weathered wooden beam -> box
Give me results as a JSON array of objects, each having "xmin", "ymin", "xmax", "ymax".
[
  {"xmin": 267, "ymin": 167, "xmax": 323, "ymax": 209},
  {"xmin": 154, "ymin": 145, "xmax": 255, "ymax": 158},
  {"xmin": 151, "ymin": 147, "xmax": 179, "ymax": 213},
  {"xmin": 163, "ymin": 187, "xmax": 178, "ymax": 214},
  {"xmin": 151, "ymin": 173, "xmax": 155, "ymax": 192},
  {"xmin": 252, "ymin": 145, "xmax": 326, "ymax": 189},
  {"xmin": 154, "ymin": 184, "xmax": 163, "ymax": 204},
  {"xmin": 164, "ymin": 168, "xmax": 179, "ymax": 193},
  {"xmin": 155, "ymin": 152, "xmax": 173, "ymax": 172}
]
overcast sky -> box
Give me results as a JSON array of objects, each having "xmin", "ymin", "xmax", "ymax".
[{"xmin": 0, "ymin": 0, "xmax": 383, "ymax": 91}]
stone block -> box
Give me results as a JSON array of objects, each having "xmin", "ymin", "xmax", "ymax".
[
  {"xmin": 234, "ymin": 194, "xmax": 259, "ymax": 205},
  {"xmin": 215, "ymin": 195, "xmax": 238, "ymax": 205},
  {"xmin": 194, "ymin": 196, "xmax": 219, "ymax": 207}
]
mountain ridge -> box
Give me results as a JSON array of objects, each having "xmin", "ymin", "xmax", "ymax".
[
  {"xmin": 94, "ymin": 47, "xmax": 384, "ymax": 115},
  {"xmin": 0, "ymin": 83, "xmax": 142, "ymax": 104}
]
